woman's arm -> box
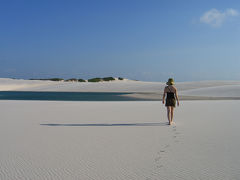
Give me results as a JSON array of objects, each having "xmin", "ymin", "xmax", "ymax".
[
  {"xmin": 162, "ymin": 87, "xmax": 166, "ymax": 104},
  {"xmin": 175, "ymin": 88, "xmax": 180, "ymax": 106}
]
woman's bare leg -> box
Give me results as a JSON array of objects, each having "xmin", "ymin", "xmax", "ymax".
[
  {"xmin": 167, "ymin": 106, "xmax": 171, "ymax": 125},
  {"xmin": 170, "ymin": 107, "xmax": 174, "ymax": 123}
]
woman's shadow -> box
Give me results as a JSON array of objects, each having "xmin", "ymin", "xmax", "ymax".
[{"xmin": 40, "ymin": 122, "xmax": 168, "ymax": 127}]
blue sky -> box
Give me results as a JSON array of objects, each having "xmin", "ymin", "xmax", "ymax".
[{"xmin": 0, "ymin": 0, "xmax": 240, "ymax": 81}]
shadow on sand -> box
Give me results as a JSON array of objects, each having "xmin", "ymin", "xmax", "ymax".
[{"xmin": 40, "ymin": 122, "xmax": 168, "ymax": 127}]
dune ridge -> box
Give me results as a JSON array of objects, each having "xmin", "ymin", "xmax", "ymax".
[{"xmin": 1, "ymin": 78, "xmax": 240, "ymax": 99}]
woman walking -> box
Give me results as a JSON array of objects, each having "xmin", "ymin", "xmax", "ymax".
[{"xmin": 162, "ymin": 78, "xmax": 179, "ymax": 125}]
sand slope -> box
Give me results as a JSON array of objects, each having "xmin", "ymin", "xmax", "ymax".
[
  {"xmin": 0, "ymin": 78, "xmax": 165, "ymax": 92},
  {"xmin": 179, "ymin": 84, "xmax": 240, "ymax": 97},
  {"xmin": 1, "ymin": 78, "xmax": 240, "ymax": 98},
  {"xmin": 0, "ymin": 100, "xmax": 239, "ymax": 180},
  {"xmin": 0, "ymin": 78, "xmax": 57, "ymax": 91}
]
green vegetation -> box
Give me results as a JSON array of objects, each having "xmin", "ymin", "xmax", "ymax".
[
  {"xmin": 88, "ymin": 77, "xmax": 115, "ymax": 82},
  {"xmin": 50, "ymin": 78, "xmax": 64, "ymax": 81},
  {"xmin": 30, "ymin": 76, "xmax": 126, "ymax": 82},
  {"xmin": 65, "ymin": 78, "xmax": 78, "ymax": 82},
  {"xmin": 102, "ymin": 77, "xmax": 115, "ymax": 81},
  {"xmin": 88, "ymin": 78, "xmax": 102, "ymax": 82},
  {"xmin": 30, "ymin": 78, "xmax": 64, "ymax": 81},
  {"xmin": 78, "ymin": 79, "xmax": 86, "ymax": 82}
]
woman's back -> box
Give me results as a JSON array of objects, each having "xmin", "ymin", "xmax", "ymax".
[
  {"xmin": 165, "ymin": 85, "xmax": 176, "ymax": 99},
  {"xmin": 167, "ymin": 91, "xmax": 175, "ymax": 99}
]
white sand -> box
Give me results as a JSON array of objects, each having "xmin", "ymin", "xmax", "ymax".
[
  {"xmin": 0, "ymin": 78, "xmax": 57, "ymax": 91},
  {"xmin": 0, "ymin": 78, "xmax": 165, "ymax": 92},
  {"xmin": 0, "ymin": 100, "xmax": 240, "ymax": 180},
  {"xmin": 1, "ymin": 78, "xmax": 240, "ymax": 97},
  {"xmin": 179, "ymin": 84, "xmax": 240, "ymax": 97}
]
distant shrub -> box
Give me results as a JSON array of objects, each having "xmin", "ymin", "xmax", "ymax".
[
  {"xmin": 88, "ymin": 78, "xmax": 102, "ymax": 82},
  {"xmin": 102, "ymin": 77, "xmax": 115, "ymax": 81},
  {"xmin": 30, "ymin": 78, "xmax": 64, "ymax": 81},
  {"xmin": 118, "ymin": 77, "xmax": 124, "ymax": 80},
  {"xmin": 48, "ymin": 78, "xmax": 64, "ymax": 81},
  {"xmin": 65, "ymin": 78, "xmax": 78, "ymax": 82},
  {"xmin": 78, "ymin": 79, "xmax": 86, "ymax": 82}
]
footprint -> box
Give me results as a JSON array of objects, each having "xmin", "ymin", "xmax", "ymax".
[
  {"xmin": 155, "ymin": 156, "xmax": 161, "ymax": 162},
  {"xmin": 157, "ymin": 150, "xmax": 165, "ymax": 155},
  {"xmin": 164, "ymin": 144, "xmax": 170, "ymax": 148},
  {"xmin": 157, "ymin": 165, "xmax": 164, "ymax": 168}
]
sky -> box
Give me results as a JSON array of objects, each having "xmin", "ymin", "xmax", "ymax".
[{"xmin": 0, "ymin": 0, "xmax": 240, "ymax": 82}]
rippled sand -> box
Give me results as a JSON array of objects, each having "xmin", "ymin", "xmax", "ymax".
[{"xmin": 0, "ymin": 101, "xmax": 239, "ymax": 180}]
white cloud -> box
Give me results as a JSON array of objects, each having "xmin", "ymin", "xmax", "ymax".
[
  {"xmin": 225, "ymin": 8, "xmax": 239, "ymax": 16},
  {"xmin": 200, "ymin": 8, "xmax": 239, "ymax": 27}
]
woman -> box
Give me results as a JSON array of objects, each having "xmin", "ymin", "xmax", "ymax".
[{"xmin": 162, "ymin": 78, "xmax": 179, "ymax": 125}]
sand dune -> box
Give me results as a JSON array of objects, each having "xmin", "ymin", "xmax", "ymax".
[
  {"xmin": 0, "ymin": 78, "xmax": 57, "ymax": 91},
  {"xmin": 179, "ymin": 84, "xmax": 240, "ymax": 97},
  {"xmin": 1, "ymin": 78, "xmax": 240, "ymax": 101},
  {"xmin": 1, "ymin": 78, "xmax": 240, "ymax": 179},
  {"xmin": 0, "ymin": 100, "xmax": 239, "ymax": 180},
  {"xmin": 1, "ymin": 78, "xmax": 240, "ymax": 97},
  {"xmin": 0, "ymin": 78, "xmax": 164, "ymax": 92}
]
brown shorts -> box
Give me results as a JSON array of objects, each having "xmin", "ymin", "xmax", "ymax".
[{"xmin": 165, "ymin": 98, "xmax": 176, "ymax": 107}]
